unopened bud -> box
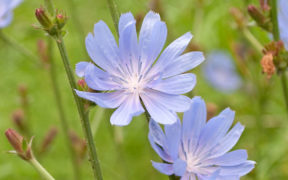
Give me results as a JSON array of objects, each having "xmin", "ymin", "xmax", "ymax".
[
  {"xmin": 55, "ymin": 12, "xmax": 68, "ymax": 29},
  {"xmin": 261, "ymin": 53, "xmax": 275, "ymax": 79},
  {"xmin": 39, "ymin": 127, "xmax": 58, "ymax": 154},
  {"xmin": 35, "ymin": 8, "xmax": 53, "ymax": 29},
  {"xmin": 259, "ymin": 0, "xmax": 270, "ymax": 11},
  {"xmin": 5, "ymin": 128, "xmax": 24, "ymax": 153},
  {"xmin": 247, "ymin": 5, "xmax": 272, "ymax": 32},
  {"xmin": 77, "ymin": 79, "xmax": 87, "ymax": 89},
  {"xmin": 12, "ymin": 109, "xmax": 25, "ymax": 132}
]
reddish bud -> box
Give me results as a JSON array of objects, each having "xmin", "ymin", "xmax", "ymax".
[
  {"xmin": 35, "ymin": 8, "xmax": 53, "ymax": 29},
  {"xmin": 37, "ymin": 40, "xmax": 49, "ymax": 67},
  {"xmin": 39, "ymin": 127, "xmax": 58, "ymax": 154},
  {"xmin": 12, "ymin": 109, "xmax": 25, "ymax": 132},
  {"xmin": 5, "ymin": 129, "xmax": 24, "ymax": 154},
  {"xmin": 77, "ymin": 79, "xmax": 87, "ymax": 89},
  {"xmin": 247, "ymin": 5, "xmax": 272, "ymax": 32},
  {"xmin": 55, "ymin": 12, "xmax": 68, "ymax": 29},
  {"xmin": 259, "ymin": 0, "xmax": 270, "ymax": 11}
]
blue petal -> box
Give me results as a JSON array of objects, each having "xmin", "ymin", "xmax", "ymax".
[
  {"xmin": 141, "ymin": 91, "xmax": 178, "ymax": 124},
  {"xmin": 75, "ymin": 62, "xmax": 91, "ymax": 77},
  {"xmin": 165, "ymin": 119, "xmax": 181, "ymax": 160},
  {"xmin": 182, "ymin": 97, "xmax": 207, "ymax": 153},
  {"xmin": 142, "ymin": 89, "xmax": 191, "ymax": 112},
  {"xmin": 163, "ymin": 52, "xmax": 205, "ymax": 78},
  {"xmin": 203, "ymin": 150, "xmax": 248, "ymax": 166},
  {"xmin": 151, "ymin": 32, "xmax": 193, "ymax": 74},
  {"xmin": 149, "ymin": 73, "xmax": 196, "ymax": 94},
  {"xmin": 0, "ymin": 11, "xmax": 12, "ymax": 28},
  {"xmin": 149, "ymin": 120, "xmax": 165, "ymax": 147},
  {"xmin": 119, "ymin": 20, "xmax": 138, "ymax": 66},
  {"xmin": 278, "ymin": 0, "xmax": 288, "ymax": 49},
  {"xmin": 219, "ymin": 161, "xmax": 255, "ymax": 176},
  {"xmin": 84, "ymin": 63, "xmax": 119, "ymax": 91},
  {"xmin": 110, "ymin": 93, "xmax": 144, "ymax": 126},
  {"xmin": 9, "ymin": 0, "xmax": 22, "ymax": 9},
  {"xmin": 173, "ymin": 158, "xmax": 187, "ymax": 176},
  {"xmin": 180, "ymin": 173, "xmax": 193, "ymax": 180},
  {"xmin": 140, "ymin": 21, "xmax": 167, "ymax": 71},
  {"xmin": 208, "ymin": 123, "xmax": 245, "ymax": 159},
  {"xmin": 195, "ymin": 108, "xmax": 235, "ymax": 157},
  {"xmin": 85, "ymin": 33, "xmax": 114, "ymax": 72},
  {"xmin": 118, "ymin": 12, "xmax": 135, "ymax": 35},
  {"xmin": 75, "ymin": 90, "xmax": 126, "ymax": 108},
  {"xmin": 152, "ymin": 161, "xmax": 174, "ymax": 175},
  {"xmin": 148, "ymin": 133, "xmax": 173, "ymax": 163}
]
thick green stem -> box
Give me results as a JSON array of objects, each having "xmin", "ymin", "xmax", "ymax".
[
  {"xmin": 0, "ymin": 30, "xmax": 39, "ymax": 64},
  {"xmin": 106, "ymin": 0, "xmax": 120, "ymax": 35},
  {"xmin": 54, "ymin": 33, "xmax": 102, "ymax": 180},
  {"xmin": 29, "ymin": 157, "xmax": 55, "ymax": 180},
  {"xmin": 270, "ymin": 0, "xmax": 288, "ymax": 113},
  {"xmin": 46, "ymin": 37, "xmax": 81, "ymax": 180},
  {"xmin": 243, "ymin": 28, "xmax": 264, "ymax": 54}
]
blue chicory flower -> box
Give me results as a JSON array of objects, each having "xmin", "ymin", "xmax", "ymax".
[
  {"xmin": 75, "ymin": 11, "xmax": 205, "ymax": 126},
  {"xmin": 202, "ymin": 51, "xmax": 242, "ymax": 93},
  {"xmin": 0, "ymin": 0, "xmax": 22, "ymax": 28},
  {"xmin": 278, "ymin": 0, "xmax": 288, "ymax": 49},
  {"xmin": 149, "ymin": 96, "xmax": 255, "ymax": 179}
]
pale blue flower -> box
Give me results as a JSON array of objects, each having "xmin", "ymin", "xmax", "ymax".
[
  {"xmin": 278, "ymin": 0, "xmax": 288, "ymax": 49},
  {"xmin": 149, "ymin": 97, "xmax": 255, "ymax": 180},
  {"xmin": 0, "ymin": 0, "xmax": 22, "ymax": 28},
  {"xmin": 75, "ymin": 11, "xmax": 205, "ymax": 126},
  {"xmin": 202, "ymin": 51, "xmax": 242, "ymax": 92}
]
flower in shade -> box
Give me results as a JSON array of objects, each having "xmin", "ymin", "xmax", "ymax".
[
  {"xmin": 202, "ymin": 51, "xmax": 242, "ymax": 93},
  {"xmin": 278, "ymin": 0, "xmax": 288, "ymax": 49},
  {"xmin": 149, "ymin": 97, "xmax": 255, "ymax": 179},
  {"xmin": 0, "ymin": 0, "xmax": 22, "ymax": 28},
  {"xmin": 75, "ymin": 11, "xmax": 205, "ymax": 126}
]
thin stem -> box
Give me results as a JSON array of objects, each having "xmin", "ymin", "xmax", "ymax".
[
  {"xmin": 242, "ymin": 28, "xmax": 264, "ymax": 54},
  {"xmin": 106, "ymin": 0, "xmax": 120, "ymax": 35},
  {"xmin": 46, "ymin": 37, "xmax": 81, "ymax": 180},
  {"xmin": 270, "ymin": 0, "xmax": 288, "ymax": 113},
  {"xmin": 29, "ymin": 157, "xmax": 55, "ymax": 180},
  {"xmin": 54, "ymin": 32, "xmax": 103, "ymax": 180},
  {"xmin": 0, "ymin": 30, "xmax": 39, "ymax": 64}
]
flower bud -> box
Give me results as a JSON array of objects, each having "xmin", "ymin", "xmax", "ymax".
[
  {"xmin": 39, "ymin": 127, "xmax": 58, "ymax": 154},
  {"xmin": 77, "ymin": 79, "xmax": 87, "ymax": 89},
  {"xmin": 247, "ymin": 5, "xmax": 272, "ymax": 32},
  {"xmin": 5, "ymin": 129, "xmax": 33, "ymax": 160},
  {"xmin": 35, "ymin": 8, "xmax": 53, "ymax": 30},
  {"xmin": 55, "ymin": 12, "xmax": 68, "ymax": 29},
  {"xmin": 5, "ymin": 128, "xmax": 24, "ymax": 154},
  {"xmin": 11, "ymin": 109, "xmax": 26, "ymax": 132}
]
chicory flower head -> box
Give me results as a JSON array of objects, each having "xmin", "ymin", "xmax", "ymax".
[
  {"xmin": 75, "ymin": 11, "xmax": 205, "ymax": 126},
  {"xmin": 278, "ymin": 0, "xmax": 288, "ymax": 49},
  {"xmin": 149, "ymin": 97, "xmax": 255, "ymax": 179},
  {"xmin": 0, "ymin": 0, "xmax": 22, "ymax": 28},
  {"xmin": 202, "ymin": 51, "xmax": 242, "ymax": 93}
]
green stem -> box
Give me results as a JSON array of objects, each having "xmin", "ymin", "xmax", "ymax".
[
  {"xmin": 0, "ymin": 30, "xmax": 39, "ymax": 64},
  {"xmin": 54, "ymin": 32, "xmax": 103, "ymax": 180},
  {"xmin": 270, "ymin": 0, "xmax": 288, "ymax": 113},
  {"xmin": 46, "ymin": 37, "xmax": 81, "ymax": 180},
  {"xmin": 106, "ymin": 0, "xmax": 120, "ymax": 35},
  {"xmin": 242, "ymin": 28, "xmax": 264, "ymax": 54},
  {"xmin": 29, "ymin": 157, "xmax": 55, "ymax": 180}
]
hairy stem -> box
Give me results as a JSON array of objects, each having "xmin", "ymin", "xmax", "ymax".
[
  {"xmin": 29, "ymin": 157, "xmax": 55, "ymax": 180},
  {"xmin": 54, "ymin": 32, "xmax": 102, "ymax": 180},
  {"xmin": 46, "ymin": 37, "xmax": 81, "ymax": 180}
]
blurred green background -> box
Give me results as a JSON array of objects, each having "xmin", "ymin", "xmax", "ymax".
[{"xmin": 0, "ymin": 0, "xmax": 287, "ymax": 179}]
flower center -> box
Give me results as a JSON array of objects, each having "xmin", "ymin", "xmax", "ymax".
[
  {"xmin": 186, "ymin": 154, "xmax": 201, "ymax": 173},
  {"xmin": 125, "ymin": 74, "xmax": 145, "ymax": 93}
]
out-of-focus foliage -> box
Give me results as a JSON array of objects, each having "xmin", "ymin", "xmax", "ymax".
[{"xmin": 0, "ymin": 0, "xmax": 287, "ymax": 179}]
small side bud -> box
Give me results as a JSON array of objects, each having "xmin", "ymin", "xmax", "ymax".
[
  {"xmin": 77, "ymin": 79, "xmax": 87, "ymax": 90},
  {"xmin": 39, "ymin": 127, "xmax": 58, "ymax": 154},
  {"xmin": 55, "ymin": 12, "xmax": 68, "ymax": 29},
  {"xmin": 11, "ymin": 109, "xmax": 25, "ymax": 132},
  {"xmin": 5, "ymin": 129, "xmax": 33, "ymax": 160},
  {"xmin": 35, "ymin": 8, "xmax": 53, "ymax": 30}
]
